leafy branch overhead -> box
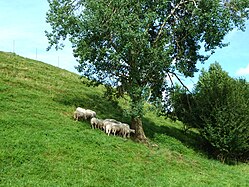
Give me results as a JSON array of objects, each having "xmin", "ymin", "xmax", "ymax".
[{"xmin": 46, "ymin": 0, "xmax": 249, "ymax": 141}]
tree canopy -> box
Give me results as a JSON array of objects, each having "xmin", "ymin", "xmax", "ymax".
[{"xmin": 46, "ymin": 0, "xmax": 249, "ymax": 141}]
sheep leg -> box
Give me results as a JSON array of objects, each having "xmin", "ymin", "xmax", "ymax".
[
  {"xmin": 106, "ymin": 128, "xmax": 110, "ymax": 136},
  {"xmin": 73, "ymin": 112, "xmax": 78, "ymax": 121},
  {"xmin": 108, "ymin": 129, "xmax": 111, "ymax": 136}
]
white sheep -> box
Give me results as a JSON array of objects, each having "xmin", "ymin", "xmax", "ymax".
[
  {"xmin": 97, "ymin": 120, "xmax": 105, "ymax": 129},
  {"xmin": 90, "ymin": 117, "xmax": 103, "ymax": 129},
  {"xmin": 84, "ymin": 109, "xmax": 96, "ymax": 120},
  {"xmin": 103, "ymin": 119, "xmax": 135, "ymax": 138},
  {"xmin": 103, "ymin": 119, "xmax": 118, "ymax": 136},
  {"xmin": 103, "ymin": 119, "xmax": 120, "ymax": 131},
  {"xmin": 103, "ymin": 119, "xmax": 122, "ymax": 136},
  {"xmin": 73, "ymin": 107, "xmax": 96, "ymax": 121},
  {"xmin": 111, "ymin": 123, "xmax": 123, "ymax": 136},
  {"xmin": 74, "ymin": 107, "xmax": 86, "ymax": 121},
  {"xmin": 105, "ymin": 121, "xmax": 114, "ymax": 136},
  {"xmin": 121, "ymin": 125, "xmax": 135, "ymax": 138}
]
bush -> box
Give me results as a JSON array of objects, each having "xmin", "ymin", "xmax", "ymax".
[{"xmin": 170, "ymin": 63, "xmax": 249, "ymax": 162}]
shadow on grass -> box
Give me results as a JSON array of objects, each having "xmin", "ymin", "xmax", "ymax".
[
  {"xmin": 54, "ymin": 89, "xmax": 127, "ymax": 121},
  {"xmin": 143, "ymin": 117, "xmax": 208, "ymax": 156}
]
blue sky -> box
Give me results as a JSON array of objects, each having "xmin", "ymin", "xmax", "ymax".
[{"xmin": 0, "ymin": 0, "xmax": 248, "ymax": 89}]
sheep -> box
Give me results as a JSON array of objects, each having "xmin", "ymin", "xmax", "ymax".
[
  {"xmin": 111, "ymin": 123, "xmax": 123, "ymax": 136},
  {"xmin": 90, "ymin": 117, "xmax": 98, "ymax": 129},
  {"xmin": 73, "ymin": 111, "xmax": 79, "ymax": 121},
  {"xmin": 121, "ymin": 125, "xmax": 135, "ymax": 138},
  {"xmin": 90, "ymin": 117, "xmax": 103, "ymax": 129},
  {"xmin": 84, "ymin": 109, "xmax": 96, "ymax": 120},
  {"xmin": 103, "ymin": 119, "xmax": 121, "ymax": 136},
  {"xmin": 99, "ymin": 118, "xmax": 135, "ymax": 138},
  {"xmin": 111, "ymin": 122, "xmax": 130, "ymax": 136},
  {"xmin": 73, "ymin": 107, "xmax": 136, "ymax": 139},
  {"xmin": 103, "ymin": 119, "xmax": 121, "ymax": 131},
  {"xmin": 97, "ymin": 120, "xmax": 105, "ymax": 129},
  {"xmin": 103, "ymin": 119, "xmax": 134, "ymax": 138},
  {"xmin": 73, "ymin": 107, "xmax": 96, "ymax": 121},
  {"xmin": 104, "ymin": 121, "xmax": 114, "ymax": 136},
  {"xmin": 74, "ymin": 107, "xmax": 86, "ymax": 121}
]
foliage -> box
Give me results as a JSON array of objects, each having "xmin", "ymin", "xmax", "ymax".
[
  {"xmin": 167, "ymin": 84, "xmax": 197, "ymax": 132},
  {"xmin": 1, "ymin": 52, "xmax": 249, "ymax": 186},
  {"xmin": 170, "ymin": 63, "xmax": 249, "ymax": 162},
  {"xmin": 195, "ymin": 63, "xmax": 249, "ymax": 162},
  {"xmin": 45, "ymin": 0, "xmax": 249, "ymax": 140}
]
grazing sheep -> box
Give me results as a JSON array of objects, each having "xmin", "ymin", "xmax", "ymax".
[
  {"xmin": 73, "ymin": 111, "xmax": 79, "ymax": 120},
  {"xmin": 84, "ymin": 109, "xmax": 96, "ymax": 120},
  {"xmin": 97, "ymin": 120, "xmax": 105, "ymax": 129},
  {"xmin": 90, "ymin": 117, "xmax": 98, "ymax": 129},
  {"xmin": 73, "ymin": 107, "xmax": 96, "ymax": 121},
  {"xmin": 111, "ymin": 123, "xmax": 123, "ymax": 136},
  {"xmin": 121, "ymin": 125, "xmax": 135, "ymax": 138},
  {"xmin": 105, "ymin": 122, "xmax": 114, "ymax": 136},
  {"xmin": 90, "ymin": 117, "xmax": 103, "ymax": 129},
  {"xmin": 103, "ymin": 119, "xmax": 121, "ymax": 136},
  {"xmin": 74, "ymin": 107, "xmax": 86, "ymax": 121},
  {"xmin": 103, "ymin": 119, "xmax": 121, "ymax": 131},
  {"xmin": 103, "ymin": 119, "xmax": 133, "ymax": 138},
  {"xmin": 96, "ymin": 118, "xmax": 135, "ymax": 138}
]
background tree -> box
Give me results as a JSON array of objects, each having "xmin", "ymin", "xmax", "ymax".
[
  {"xmin": 194, "ymin": 63, "xmax": 249, "ymax": 162},
  {"xmin": 170, "ymin": 63, "xmax": 249, "ymax": 162},
  {"xmin": 46, "ymin": 0, "xmax": 249, "ymax": 142}
]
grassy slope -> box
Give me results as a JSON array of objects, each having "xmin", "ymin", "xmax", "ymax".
[{"xmin": 0, "ymin": 51, "xmax": 248, "ymax": 186}]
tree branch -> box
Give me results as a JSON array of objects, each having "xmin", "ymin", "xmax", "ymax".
[
  {"xmin": 153, "ymin": 0, "xmax": 186, "ymax": 44},
  {"xmin": 166, "ymin": 72, "xmax": 174, "ymax": 88},
  {"xmin": 153, "ymin": 0, "xmax": 198, "ymax": 45},
  {"xmin": 169, "ymin": 72, "xmax": 192, "ymax": 93}
]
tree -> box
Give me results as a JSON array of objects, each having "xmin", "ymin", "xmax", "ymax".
[
  {"xmin": 194, "ymin": 63, "xmax": 249, "ymax": 162},
  {"xmin": 45, "ymin": 0, "xmax": 249, "ymax": 142},
  {"xmin": 170, "ymin": 63, "xmax": 249, "ymax": 162}
]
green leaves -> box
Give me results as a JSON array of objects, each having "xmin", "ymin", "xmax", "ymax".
[{"xmin": 46, "ymin": 0, "xmax": 249, "ymax": 87}]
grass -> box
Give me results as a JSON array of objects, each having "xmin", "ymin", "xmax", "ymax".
[{"xmin": 0, "ymin": 51, "xmax": 248, "ymax": 186}]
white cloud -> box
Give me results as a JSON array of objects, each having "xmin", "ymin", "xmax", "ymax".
[{"xmin": 236, "ymin": 64, "xmax": 249, "ymax": 76}]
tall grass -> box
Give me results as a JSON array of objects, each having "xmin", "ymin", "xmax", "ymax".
[{"xmin": 0, "ymin": 51, "xmax": 248, "ymax": 186}]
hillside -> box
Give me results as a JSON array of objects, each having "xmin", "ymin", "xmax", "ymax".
[{"xmin": 0, "ymin": 51, "xmax": 248, "ymax": 186}]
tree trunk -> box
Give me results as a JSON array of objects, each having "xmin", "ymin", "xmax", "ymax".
[{"xmin": 131, "ymin": 116, "xmax": 147, "ymax": 143}]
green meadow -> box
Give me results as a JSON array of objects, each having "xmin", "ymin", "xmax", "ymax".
[{"xmin": 0, "ymin": 51, "xmax": 248, "ymax": 186}]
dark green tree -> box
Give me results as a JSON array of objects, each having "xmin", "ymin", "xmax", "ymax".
[
  {"xmin": 170, "ymin": 63, "xmax": 249, "ymax": 162},
  {"xmin": 194, "ymin": 63, "xmax": 249, "ymax": 162},
  {"xmin": 45, "ymin": 0, "xmax": 249, "ymax": 141}
]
